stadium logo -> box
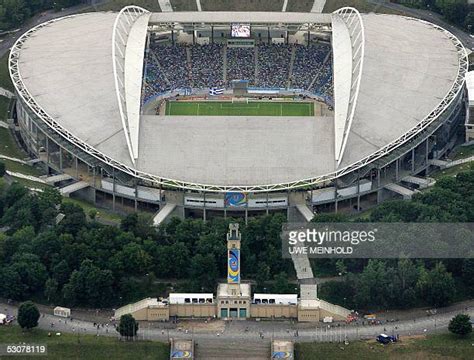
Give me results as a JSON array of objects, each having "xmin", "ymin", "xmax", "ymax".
[{"xmin": 225, "ymin": 192, "xmax": 247, "ymax": 207}]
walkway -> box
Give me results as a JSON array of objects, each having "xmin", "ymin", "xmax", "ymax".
[
  {"xmin": 6, "ymin": 170, "xmax": 45, "ymax": 183},
  {"xmin": 0, "ymin": 87, "xmax": 14, "ymax": 99},
  {"xmin": 196, "ymin": 0, "xmax": 202, "ymax": 11},
  {"xmin": 1, "ymin": 300, "xmax": 473, "ymax": 344},
  {"xmin": 59, "ymin": 181, "xmax": 89, "ymax": 196},
  {"xmin": 158, "ymin": 0, "xmax": 173, "ymax": 12},
  {"xmin": 0, "ymin": 154, "xmax": 28, "ymax": 165},
  {"xmin": 429, "ymin": 156, "xmax": 474, "ymax": 169},
  {"xmin": 311, "ymin": 0, "xmax": 326, "ymax": 13}
]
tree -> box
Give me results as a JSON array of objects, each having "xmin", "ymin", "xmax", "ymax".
[
  {"xmin": 17, "ymin": 301, "xmax": 40, "ymax": 330},
  {"xmin": 117, "ymin": 314, "xmax": 139, "ymax": 339},
  {"xmin": 0, "ymin": 161, "xmax": 5, "ymax": 177},
  {"xmin": 271, "ymin": 272, "xmax": 293, "ymax": 294},
  {"xmin": 449, "ymin": 314, "xmax": 473, "ymax": 336},
  {"xmin": 44, "ymin": 278, "xmax": 58, "ymax": 303},
  {"xmin": 190, "ymin": 253, "xmax": 218, "ymax": 291},
  {"xmin": 0, "ymin": 267, "xmax": 25, "ymax": 300},
  {"xmin": 63, "ymin": 260, "xmax": 114, "ymax": 307},
  {"xmin": 417, "ymin": 262, "xmax": 455, "ymax": 307},
  {"xmin": 88, "ymin": 209, "xmax": 97, "ymax": 221}
]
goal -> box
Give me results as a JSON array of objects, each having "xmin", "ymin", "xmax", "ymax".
[{"xmin": 232, "ymin": 97, "xmax": 249, "ymax": 104}]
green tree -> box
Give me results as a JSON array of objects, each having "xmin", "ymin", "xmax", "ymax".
[
  {"xmin": 117, "ymin": 314, "xmax": 139, "ymax": 340},
  {"xmin": 17, "ymin": 301, "xmax": 40, "ymax": 330},
  {"xmin": 449, "ymin": 314, "xmax": 473, "ymax": 336},
  {"xmin": 0, "ymin": 161, "xmax": 5, "ymax": 177},
  {"xmin": 0, "ymin": 267, "xmax": 25, "ymax": 300},
  {"xmin": 190, "ymin": 253, "xmax": 218, "ymax": 291},
  {"xmin": 271, "ymin": 272, "xmax": 294, "ymax": 294},
  {"xmin": 417, "ymin": 262, "xmax": 455, "ymax": 307},
  {"xmin": 88, "ymin": 209, "xmax": 97, "ymax": 221},
  {"xmin": 44, "ymin": 278, "xmax": 58, "ymax": 303},
  {"xmin": 63, "ymin": 260, "xmax": 114, "ymax": 307}
]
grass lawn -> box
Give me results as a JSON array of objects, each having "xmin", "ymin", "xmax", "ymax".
[
  {"xmin": 63, "ymin": 197, "xmax": 124, "ymax": 223},
  {"xmin": 296, "ymin": 333, "xmax": 474, "ymax": 360},
  {"xmin": 450, "ymin": 145, "xmax": 474, "ymax": 160},
  {"xmin": 0, "ymin": 53, "xmax": 13, "ymax": 92},
  {"xmin": 166, "ymin": 101, "xmax": 314, "ymax": 116},
  {"xmin": 170, "ymin": 0, "xmax": 198, "ymax": 11},
  {"xmin": 0, "ymin": 95, "xmax": 11, "ymax": 121},
  {"xmin": 432, "ymin": 162, "xmax": 474, "ymax": 180},
  {"xmin": 0, "ymin": 126, "xmax": 27, "ymax": 160},
  {"xmin": 2, "ymin": 158, "xmax": 42, "ymax": 176},
  {"xmin": 287, "ymin": 0, "xmax": 314, "ymax": 12},
  {"xmin": 10, "ymin": 177, "xmax": 50, "ymax": 191},
  {"xmin": 0, "ymin": 326, "xmax": 169, "ymax": 360}
]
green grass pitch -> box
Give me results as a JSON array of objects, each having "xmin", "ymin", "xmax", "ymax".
[{"xmin": 165, "ymin": 101, "xmax": 314, "ymax": 116}]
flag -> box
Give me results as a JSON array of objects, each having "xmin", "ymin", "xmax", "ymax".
[{"xmin": 209, "ymin": 87, "xmax": 224, "ymax": 96}]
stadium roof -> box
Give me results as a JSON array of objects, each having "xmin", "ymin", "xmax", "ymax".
[
  {"xmin": 10, "ymin": 8, "xmax": 467, "ymax": 191},
  {"xmin": 148, "ymin": 11, "xmax": 331, "ymax": 25}
]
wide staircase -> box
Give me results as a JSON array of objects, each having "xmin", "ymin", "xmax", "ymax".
[{"xmin": 195, "ymin": 339, "xmax": 270, "ymax": 360}]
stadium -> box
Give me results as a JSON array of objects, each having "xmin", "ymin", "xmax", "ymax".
[{"xmin": 9, "ymin": 6, "xmax": 468, "ymax": 223}]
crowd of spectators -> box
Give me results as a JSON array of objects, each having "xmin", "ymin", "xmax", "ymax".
[
  {"xmin": 291, "ymin": 44, "xmax": 330, "ymax": 90},
  {"xmin": 142, "ymin": 51, "xmax": 169, "ymax": 103},
  {"xmin": 308, "ymin": 52, "xmax": 333, "ymax": 100},
  {"xmin": 191, "ymin": 44, "xmax": 225, "ymax": 88},
  {"xmin": 255, "ymin": 44, "xmax": 292, "ymax": 88},
  {"xmin": 152, "ymin": 44, "xmax": 190, "ymax": 89},
  {"xmin": 226, "ymin": 47, "xmax": 255, "ymax": 86},
  {"xmin": 141, "ymin": 42, "xmax": 333, "ymax": 103}
]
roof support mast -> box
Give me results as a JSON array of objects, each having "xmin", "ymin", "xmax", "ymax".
[{"xmin": 112, "ymin": 5, "xmax": 151, "ymax": 165}]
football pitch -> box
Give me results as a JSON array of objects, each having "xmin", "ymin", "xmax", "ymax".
[{"xmin": 165, "ymin": 101, "xmax": 314, "ymax": 116}]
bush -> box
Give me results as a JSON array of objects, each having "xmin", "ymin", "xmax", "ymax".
[
  {"xmin": 449, "ymin": 314, "xmax": 473, "ymax": 336},
  {"xmin": 17, "ymin": 301, "xmax": 40, "ymax": 330},
  {"xmin": 117, "ymin": 314, "xmax": 139, "ymax": 339}
]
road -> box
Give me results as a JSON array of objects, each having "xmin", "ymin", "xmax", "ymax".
[
  {"xmin": 1, "ymin": 300, "xmax": 474, "ymax": 344},
  {"xmin": 369, "ymin": 0, "xmax": 474, "ymax": 50}
]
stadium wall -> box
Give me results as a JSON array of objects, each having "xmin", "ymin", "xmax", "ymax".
[{"xmin": 13, "ymin": 84, "xmax": 466, "ymax": 220}]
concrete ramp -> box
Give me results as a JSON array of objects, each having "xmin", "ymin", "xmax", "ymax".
[
  {"xmin": 158, "ymin": 0, "xmax": 173, "ymax": 12},
  {"xmin": 295, "ymin": 204, "xmax": 315, "ymax": 222},
  {"xmin": 153, "ymin": 203, "xmax": 176, "ymax": 226},
  {"xmin": 402, "ymin": 175, "xmax": 432, "ymax": 189},
  {"xmin": 59, "ymin": 181, "xmax": 89, "ymax": 196},
  {"xmin": 311, "ymin": 0, "xmax": 326, "ymax": 13},
  {"xmin": 428, "ymin": 159, "xmax": 449, "ymax": 168},
  {"xmin": 45, "ymin": 174, "xmax": 73, "ymax": 184},
  {"xmin": 291, "ymin": 252, "xmax": 314, "ymax": 280},
  {"xmin": 384, "ymin": 183, "xmax": 416, "ymax": 200},
  {"xmin": 317, "ymin": 299, "xmax": 351, "ymax": 320}
]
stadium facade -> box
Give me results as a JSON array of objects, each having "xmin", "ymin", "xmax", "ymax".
[{"xmin": 9, "ymin": 7, "xmax": 468, "ymax": 222}]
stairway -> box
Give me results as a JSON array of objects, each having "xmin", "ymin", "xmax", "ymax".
[
  {"xmin": 254, "ymin": 46, "xmax": 259, "ymax": 83},
  {"xmin": 186, "ymin": 47, "xmax": 193, "ymax": 87},
  {"xmin": 223, "ymin": 45, "xmax": 227, "ymax": 84},
  {"xmin": 287, "ymin": 45, "xmax": 296, "ymax": 88},
  {"xmin": 195, "ymin": 339, "xmax": 270, "ymax": 360}
]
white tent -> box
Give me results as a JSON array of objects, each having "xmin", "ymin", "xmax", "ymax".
[{"xmin": 53, "ymin": 307, "xmax": 71, "ymax": 318}]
